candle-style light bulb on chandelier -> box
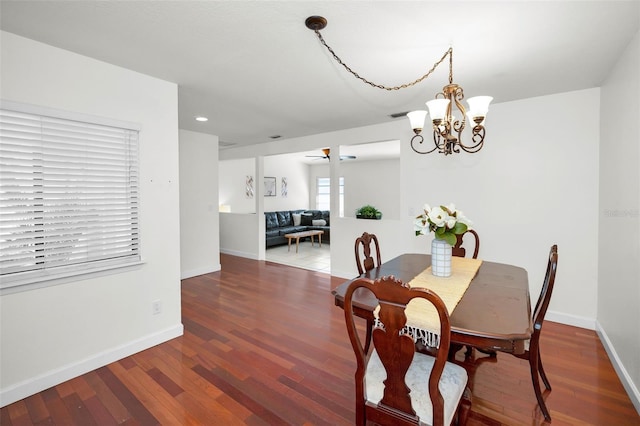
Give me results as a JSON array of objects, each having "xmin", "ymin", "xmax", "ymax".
[{"xmin": 305, "ymin": 15, "xmax": 492, "ymax": 156}]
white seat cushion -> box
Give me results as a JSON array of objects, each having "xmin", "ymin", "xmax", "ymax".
[{"xmin": 365, "ymin": 349, "xmax": 468, "ymax": 426}]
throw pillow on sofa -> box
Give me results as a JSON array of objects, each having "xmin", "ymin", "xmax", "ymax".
[
  {"xmin": 321, "ymin": 210, "xmax": 330, "ymax": 225},
  {"xmin": 301, "ymin": 214, "xmax": 313, "ymax": 226},
  {"xmin": 292, "ymin": 213, "xmax": 302, "ymax": 226},
  {"xmin": 312, "ymin": 219, "xmax": 326, "ymax": 226}
]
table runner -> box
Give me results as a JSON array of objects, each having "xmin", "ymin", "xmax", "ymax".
[{"xmin": 374, "ymin": 256, "xmax": 482, "ymax": 347}]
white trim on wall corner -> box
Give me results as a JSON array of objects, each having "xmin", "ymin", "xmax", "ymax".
[
  {"xmin": 545, "ymin": 310, "xmax": 596, "ymax": 330},
  {"xmin": 219, "ymin": 248, "xmax": 260, "ymax": 260},
  {"xmin": 0, "ymin": 324, "xmax": 183, "ymax": 408},
  {"xmin": 596, "ymin": 321, "xmax": 640, "ymax": 415},
  {"xmin": 180, "ymin": 265, "xmax": 221, "ymax": 280}
]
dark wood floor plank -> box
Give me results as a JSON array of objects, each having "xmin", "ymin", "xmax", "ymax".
[
  {"xmin": 278, "ymin": 374, "xmax": 354, "ymax": 421},
  {"xmin": 0, "ymin": 403, "xmax": 13, "ymax": 426},
  {"xmin": 108, "ymin": 361, "xmax": 195, "ymax": 426},
  {"xmin": 53, "ymin": 379, "xmax": 75, "ymax": 399},
  {"xmin": 61, "ymin": 392, "xmax": 97, "ymax": 426},
  {"xmin": 83, "ymin": 370, "xmax": 132, "ymax": 423},
  {"xmin": 96, "ymin": 366, "xmax": 159, "ymax": 425},
  {"xmin": 148, "ymin": 352, "xmax": 247, "ymax": 424},
  {"xmin": 4, "ymin": 413, "xmax": 32, "ymax": 426},
  {"xmin": 82, "ymin": 395, "xmax": 118, "ymax": 426},
  {"xmin": 2, "ymin": 253, "xmax": 639, "ymax": 425},
  {"xmin": 6, "ymin": 399, "xmax": 28, "ymax": 422},
  {"xmin": 68, "ymin": 375, "xmax": 96, "ymax": 402},
  {"xmin": 118, "ymin": 356, "xmax": 138, "ymax": 370},
  {"xmin": 151, "ymin": 349, "xmax": 254, "ymax": 424},
  {"xmin": 192, "ymin": 363, "xmax": 288, "ymax": 425},
  {"xmin": 22, "ymin": 394, "xmax": 49, "ymax": 424},
  {"xmin": 149, "ymin": 346, "xmax": 224, "ymax": 399},
  {"xmin": 146, "ymin": 367, "xmax": 185, "ymax": 397},
  {"xmin": 42, "ymin": 393, "xmax": 74, "ymax": 425}
]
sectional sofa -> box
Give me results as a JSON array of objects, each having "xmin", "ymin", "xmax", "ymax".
[{"xmin": 265, "ymin": 209, "xmax": 331, "ymax": 248}]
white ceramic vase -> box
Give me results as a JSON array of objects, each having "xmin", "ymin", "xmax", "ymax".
[{"xmin": 431, "ymin": 238, "xmax": 452, "ymax": 277}]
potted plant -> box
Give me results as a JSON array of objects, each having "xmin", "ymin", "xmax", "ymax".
[{"xmin": 356, "ymin": 205, "xmax": 382, "ymax": 220}]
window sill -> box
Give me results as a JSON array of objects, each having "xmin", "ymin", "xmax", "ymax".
[{"xmin": 0, "ymin": 260, "xmax": 145, "ymax": 296}]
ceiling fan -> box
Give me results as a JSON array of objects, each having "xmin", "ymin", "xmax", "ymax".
[{"xmin": 305, "ymin": 148, "xmax": 356, "ymax": 161}]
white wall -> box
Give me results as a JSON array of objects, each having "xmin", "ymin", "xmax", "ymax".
[
  {"xmin": 219, "ymin": 158, "xmax": 256, "ymax": 213},
  {"xmin": 219, "ymin": 213, "xmax": 261, "ymax": 260},
  {"xmin": 598, "ymin": 29, "xmax": 640, "ymax": 411},
  {"xmin": 179, "ymin": 129, "xmax": 221, "ymax": 279},
  {"xmin": 308, "ymin": 158, "xmax": 400, "ymax": 219},
  {"xmin": 0, "ymin": 32, "xmax": 183, "ymax": 406},
  {"xmin": 344, "ymin": 159, "xmax": 401, "ymax": 220},
  {"xmin": 264, "ymin": 154, "xmax": 310, "ymax": 211},
  {"xmin": 219, "ymin": 154, "xmax": 312, "ymax": 213}
]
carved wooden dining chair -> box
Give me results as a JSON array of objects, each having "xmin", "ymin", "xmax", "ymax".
[
  {"xmin": 452, "ymin": 229, "xmax": 480, "ymax": 259},
  {"xmin": 514, "ymin": 244, "xmax": 558, "ymax": 421},
  {"xmin": 354, "ymin": 232, "xmax": 382, "ymax": 275},
  {"xmin": 344, "ymin": 275, "xmax": 472, "ymax": 426},
  {"xmin": 472, "ymin": 244, "xmax": 558, "ymax": 422}
]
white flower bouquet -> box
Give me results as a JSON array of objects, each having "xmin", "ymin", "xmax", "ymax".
[{"xmin": 414, "ymin": 203, "xmax": 472, "ymax": 246}]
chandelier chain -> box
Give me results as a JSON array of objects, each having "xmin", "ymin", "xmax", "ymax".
[{"xmin": 313, "ymin": 29, "xmax": 452, "ymax": 91}]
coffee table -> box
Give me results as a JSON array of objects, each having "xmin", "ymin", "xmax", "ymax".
[{"xmin": 284, "ymin": 230, "xmax": 324, "ymax": 253}]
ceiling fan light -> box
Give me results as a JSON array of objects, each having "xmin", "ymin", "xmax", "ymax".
[
  {"xmin": 426, "ymin": 99, "xmax": 450, "ymax": 121},
  {"xmin": 466, "ymin": 96, "xmax": 493, "ymax": 119},
  {"xmin": 407, "ymin": 110, "xmax": 428, "ymax": 133}
]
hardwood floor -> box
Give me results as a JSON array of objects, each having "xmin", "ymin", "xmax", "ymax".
[{"xmin": 2, "ymin": 254, "xmax": 638, "ymax": 425}]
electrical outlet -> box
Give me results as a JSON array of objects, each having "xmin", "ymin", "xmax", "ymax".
[{"xmin": 152, "ymin": 300, "xmax": 162, "ymax": 315}]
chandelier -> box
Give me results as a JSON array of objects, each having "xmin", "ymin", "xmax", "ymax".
[{"xmin": 305, "ymin": 16, "xmax": 492, "ymax": 156}]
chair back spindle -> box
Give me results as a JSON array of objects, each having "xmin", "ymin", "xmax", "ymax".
[
  {"xmin": 354, "ymin": 232, "xmax": 382, "ymax": 275},
  {"xmin": 452, "ymin": 229, "xmax": 480, "ymax": 259}
]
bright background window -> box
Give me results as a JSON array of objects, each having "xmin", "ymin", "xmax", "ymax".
[{"xmin": 316, "ymin": 176, "xmax": 344, "ymax": 216}]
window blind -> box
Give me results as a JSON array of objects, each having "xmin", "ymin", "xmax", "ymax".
[{"xmin": 0, "ymin": 105, "xmax": 140, "ymax": 289}]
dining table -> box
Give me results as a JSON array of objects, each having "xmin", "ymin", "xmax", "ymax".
[{"xmin": 332, "ymin": 253, "xmax": 533, "ymax": 355}]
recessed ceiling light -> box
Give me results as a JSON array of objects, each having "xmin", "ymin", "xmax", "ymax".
[{"xmin": 195, "ymin": 116, "xmax": 208, "ymax": 122}]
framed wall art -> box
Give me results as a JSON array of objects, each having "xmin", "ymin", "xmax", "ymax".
[
  {"xmin": 245, "ymin": 175, "xmax": 254, "ymax": 198},
  {"xmin": 264, "ymin": 177, "xmax": 276, "ymax": 196}
]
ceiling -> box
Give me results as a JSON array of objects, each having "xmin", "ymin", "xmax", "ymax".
[
  {"xmin": 1, "ymin": 1, "xmax": 638, "ymax": 150},
  {"xmin": 298, "ymin": 140, "xmax": 401, "ymax": 164}
]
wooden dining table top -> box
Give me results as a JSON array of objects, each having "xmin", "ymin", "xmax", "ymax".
[{"xmin": 332, "ymin": 253, "xmax": 533, "ymax": 354}]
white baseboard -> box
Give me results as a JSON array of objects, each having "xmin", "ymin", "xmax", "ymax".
[
  {"xmin": 545, "ymin": 310, "xmax": 596, "ymax": 330},
  {"xmin": 180, "ymin": 264, "xmax": 221, "ymax": 279},
  {"xmin": 596, "ymin": 321, "xmax": 640, "ymax": 415},
  {"xmin": 219, "ymin": 248, "xmax": 259, "ymax": 260},
  {"xmin": 0, "ymin": 324, "xmax": 184, "ymax": 408}
]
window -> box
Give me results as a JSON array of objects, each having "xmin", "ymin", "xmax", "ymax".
[
  {"xmin": 316, "ymin": 177, "xmax": 344, "ymax": 216},
  {"xmin": 0, "ymin": 102, "xmax": 141, "ymax": 291}
]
